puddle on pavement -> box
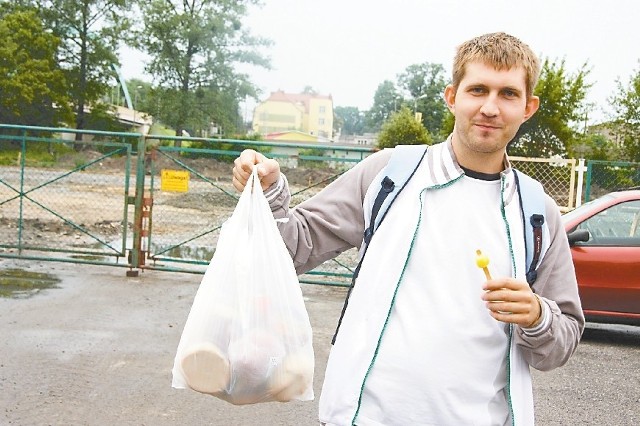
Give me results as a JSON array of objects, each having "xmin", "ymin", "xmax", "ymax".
[
  {"xmin": 156, "ymin": 244, "xmax": 214, "ymax": 261},
  {"xmin": 0, "ymin": 268, "xmax": 61, "ymax": 299},
  {"xmin": 83, "ymin": 240, "xmax": 214, "ymax": 262}
]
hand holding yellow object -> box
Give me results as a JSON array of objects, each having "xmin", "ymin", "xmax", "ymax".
[{"xmin": 475, "ymin": 249, "xmax": 492, "ymax": 280}]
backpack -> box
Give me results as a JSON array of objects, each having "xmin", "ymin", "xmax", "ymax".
[{"xmin": 332, "ymin": 144, "xmax": 547, "ymax": 344}]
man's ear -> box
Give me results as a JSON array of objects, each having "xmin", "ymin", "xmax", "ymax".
[
  {"xmin": 523, "ymin": 95, "xmax": 540, "ymax": 122},
  {"xmin": 444, "ymin": 85, "xmax": 456, "ymax": 113}
]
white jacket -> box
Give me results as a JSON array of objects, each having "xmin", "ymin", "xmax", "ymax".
[{"xmin": 267, "ymin": 139, "xmax": 584, "ymax": 426}]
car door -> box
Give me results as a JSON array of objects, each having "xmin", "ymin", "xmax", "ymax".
[{"xmin": 571, "ymin": 200, "xmax": 640, "ymax": 317}]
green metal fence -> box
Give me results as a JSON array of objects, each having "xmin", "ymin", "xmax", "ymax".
[
  {"xmin": 584, "ymin": 160, "xmax": 640, "ymax": 202},
  {"xmin": 0, "ymin": 124, "xmax": 143, "ymax": 271},
  {"xmin": 140, "ymin": 135, "xmax": 372, "ymax": 286},
  {"xmin": 0, "ymin": 125, "xmax": 373, "ymax": 285},
  {"xmin": 4, "ymin": 124, "xmax": 617, "ymax": 284}
]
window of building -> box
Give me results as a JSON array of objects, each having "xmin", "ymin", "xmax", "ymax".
[
  {"xmin": 318, "ymin": 118, "xmax": 325, "ymax": 125},
  {"xmin": 319, "ymin": 106, "xmax": 326, "ymax": 114}
]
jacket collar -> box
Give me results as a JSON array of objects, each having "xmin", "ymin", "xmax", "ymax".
[{"xmin": 425, "ymin": 136, "xmax": 517, "ymax": 203}]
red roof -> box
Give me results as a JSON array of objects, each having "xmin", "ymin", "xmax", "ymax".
[{"xmin": 265, "ymin": 90, "xmax": 332, "ymax": 113}]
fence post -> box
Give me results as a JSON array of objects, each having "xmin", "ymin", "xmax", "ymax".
[
  {"xmin": 17, "ymin": 128, "xmax": 27, "ymax": 253},
  {"xmin": 584, "ymin": 161, "xmax": 593, "ymax": 202},
  {"xmin": 575, "ymin": 158, "xmax": 586, "ymax": 208},
  {"xmin": 127, "ymin": 135, "xmax": 147, "ymax": 277}
]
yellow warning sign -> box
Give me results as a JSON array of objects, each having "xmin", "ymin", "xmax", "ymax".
[{"xmin": 161, "ymin": 169, "xmax": 189, "ymax": 192}]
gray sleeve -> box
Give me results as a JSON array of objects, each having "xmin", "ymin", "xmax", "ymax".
[
  {"xmin": 515, "ymin": 195, "xmax": 586, "ymax": 371},
  {"xmin": 267, "ymin": 150, "xmax": 392, "ymax": 275}
]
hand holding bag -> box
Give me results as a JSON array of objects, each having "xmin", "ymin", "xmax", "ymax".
[{"xmin": 171, "ymin": 167, "xmax": 314, "ymax": 405}]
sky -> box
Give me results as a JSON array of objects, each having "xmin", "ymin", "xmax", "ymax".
[{"xmin": 120, "ymin": 0, "xmax": 640, "ymax": 124}]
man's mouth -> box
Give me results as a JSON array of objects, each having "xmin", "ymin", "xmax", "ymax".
[{"xmin": 474, "ymin": 123, "xmax": 500, "ymax": 130}]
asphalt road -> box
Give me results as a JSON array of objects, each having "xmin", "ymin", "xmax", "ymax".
[{"xmin": 1, "ymin": 258, "xmax": 638, "ymax": 425}]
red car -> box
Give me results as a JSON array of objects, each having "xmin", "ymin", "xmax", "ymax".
[{"xmin": 562, "ymin": 190, "xmax": 640, "ymax": 325}]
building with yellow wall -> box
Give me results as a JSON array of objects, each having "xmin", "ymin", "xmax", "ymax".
[{"xmin": 252, "ymin": 91, "xmax": 334, "ymax": 140}]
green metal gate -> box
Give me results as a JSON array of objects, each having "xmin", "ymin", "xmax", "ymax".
[
  {"xmin": 4, "ymin": 124, "xmax": 596, "ymax": 285},
  {"xmin": 0, "ymin": 126, "xmax": 370, "ymax": 283},
  {"xmin": 138, "ymin": 135, "xmax": 370, "ymax": 287},
  {"xmin": 0, "ymin": 125, "xmax": 141, "ymax": 271}
]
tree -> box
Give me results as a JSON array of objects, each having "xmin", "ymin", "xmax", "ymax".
[
  {"xmin": 397, "ymin": 62, "xmax": 448, "ymax": 137},
  {"xmin": 0, "ymin": 7, "xmax": 73, "ymax": 126},
  {"xmin": 135, "ymin": 0, "xmax": 271, "ymax": 144},
  {"xmin": 377, "ymin": 107, "xmax": 432, "ymax": 149},
  {"xmin": 510, "ymin": 58, "xmax": 592, "ymax": 157},
  {"xmin": 438, "ymin": 110, "xmax": 455, "ymax": 140},
  {"xmin": 27, "ymin": 0, "xmax": 132, "ymax": 138},
  {"xmin": 334, "ymin": 106, "xmax": 366, "ymax": 136},
  {"xmin": 608, "ymin": 63, "xmax": 640, "ymax": 161},
  {"xmin": 570, "ymin": 133, "xmax": 621, "ymax": 161},
  {"xmin": 366, "ymin": 80, "xmax": 403, "ymax": 131}
]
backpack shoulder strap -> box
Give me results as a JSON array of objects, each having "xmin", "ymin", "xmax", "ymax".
[
  {"xmin": 332, "ymin": 144, "xmax": 428, "ymax": 345},
  {"xmin": 363, "ymin": 144, "xmax": 428, "ymax": 245},
  {"xmin": 513, "ymin": 169, "xmax": 547, "ymax": 285}
]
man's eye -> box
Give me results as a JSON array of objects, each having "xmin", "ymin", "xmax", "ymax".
[
  {"xmin": 470, "ymin": 87, "xmax": 485, "ymax": 94},
  {"xmin": 503, "ymin": 90, "xmax": 518, "ymax": 98}
]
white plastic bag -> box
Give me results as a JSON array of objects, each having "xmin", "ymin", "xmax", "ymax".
[{"xmin": 171, "ymin": 168, "xmax": 314, "ymax": 405}]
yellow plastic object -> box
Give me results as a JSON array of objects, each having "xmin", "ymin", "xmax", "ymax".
[{"xmin": 475, "ymin": 249, "xmax": 492, "ymax": 280}]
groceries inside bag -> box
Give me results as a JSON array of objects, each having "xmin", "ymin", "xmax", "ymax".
[{"xmin": 171, "ymin": 168, "xmax": 314, "ymax": 405}]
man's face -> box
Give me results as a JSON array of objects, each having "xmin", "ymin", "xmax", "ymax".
[{"xmin": 444, "ymin": 62, "xmax": 539, "ymax": 169}]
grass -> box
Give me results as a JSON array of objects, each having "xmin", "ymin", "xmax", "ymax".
[{"xmin": 0, "ymin": 138, "xmax": 79, "ymax": 167}]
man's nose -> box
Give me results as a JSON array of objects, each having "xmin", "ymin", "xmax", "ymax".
[{"xmin": 479, "ymin": 94, "xmax": 499, "ymax": 117}]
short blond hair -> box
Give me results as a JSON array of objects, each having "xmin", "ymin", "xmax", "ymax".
[{"xmin": 452, "ymin": 32, "xmax": 541, "ymax": 99}]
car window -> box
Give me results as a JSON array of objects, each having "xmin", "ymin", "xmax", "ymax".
[
  {"xmin": 562, "ymin": 195, "xmax": 614, "ymax": 224},
  {"xmin": 578, "ymin": 200, "xmax": 640, "ymax": 245}
]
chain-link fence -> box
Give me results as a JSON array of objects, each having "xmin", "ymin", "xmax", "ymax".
[
  {"xmin": 6, "ymin": 124, "xmax": 634, "ymax": 282},
  {"xmin": 510, "ymin": 156, "xmax": 577, "ymax": 212},
  {"xmin": 141, "ymin": 135, "xmax": 369, "ymax": 285},
  {"xmin": 584, "ymin": 160, "xmax": 640, "ymax": 202},
  {"xmin": 0, "ymin": 124, "xmax": 141, "ymax": 266}
]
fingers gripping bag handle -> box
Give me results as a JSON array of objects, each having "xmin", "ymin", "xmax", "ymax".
[{"xmin": 172, "ymin": 166, "xmax": 315, "ymax": 405}]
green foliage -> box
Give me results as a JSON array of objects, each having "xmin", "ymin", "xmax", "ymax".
[
  {"xmin": 334, "ymin": 106, "xmax": 366, "ymax": 136},
  {"xmin": 34, "ymin": 0, "xmax": 132, "ymax": 132},
  {"xmin": 608, "ymin": 63, "xmax": 640, "ymax": 161},
  {"xmin": 376, "ymin": 107, "xmax": 433, "ymax": 149},
  {"xmin": 438, "ymin": 110, "xmax": 455, "ymax": 141},
  {"xmin": 134, "ymin": 0, "xmax": 271, "ymax": 141},
  {"xmin": 366, "ymin": 80, "xmax": 403, "ymax": 131},
  {"xmin": 569, "ymin": 133, "xmax": 620, "ymax": 161},
  {"xmin": 397, "ymin": 62, "xmax": 448, "ymax": 137},
  {"xmin": 0, "ymin": 137, "xmax": 75, "ymax": 166},
  {"xmin": 146, "ymin": 86, "xmax": 244, "ymax": 138},
  {"xmin": 298, "ymin": 147, "xmax": 325, "ymax": 168},
  {"xmin": 510, "ymin": 58, "xmax": 592, "ymax": 157},
  {"xmin": 365, "ymin": 63, "xmax": 448, "ymax": 138},
  {"xmin": 0, "ymin": 8, "xmax": 73, "ymax": 126}
]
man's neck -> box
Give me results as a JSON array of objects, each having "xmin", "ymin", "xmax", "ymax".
[{"xmin": 450, "ymin": 137, "xmax": 506, "ymax": 174}]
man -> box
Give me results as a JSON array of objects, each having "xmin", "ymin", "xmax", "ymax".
[{"xmin": 232, "ymin": 32, "xmax": 583, "ymax": 425}]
